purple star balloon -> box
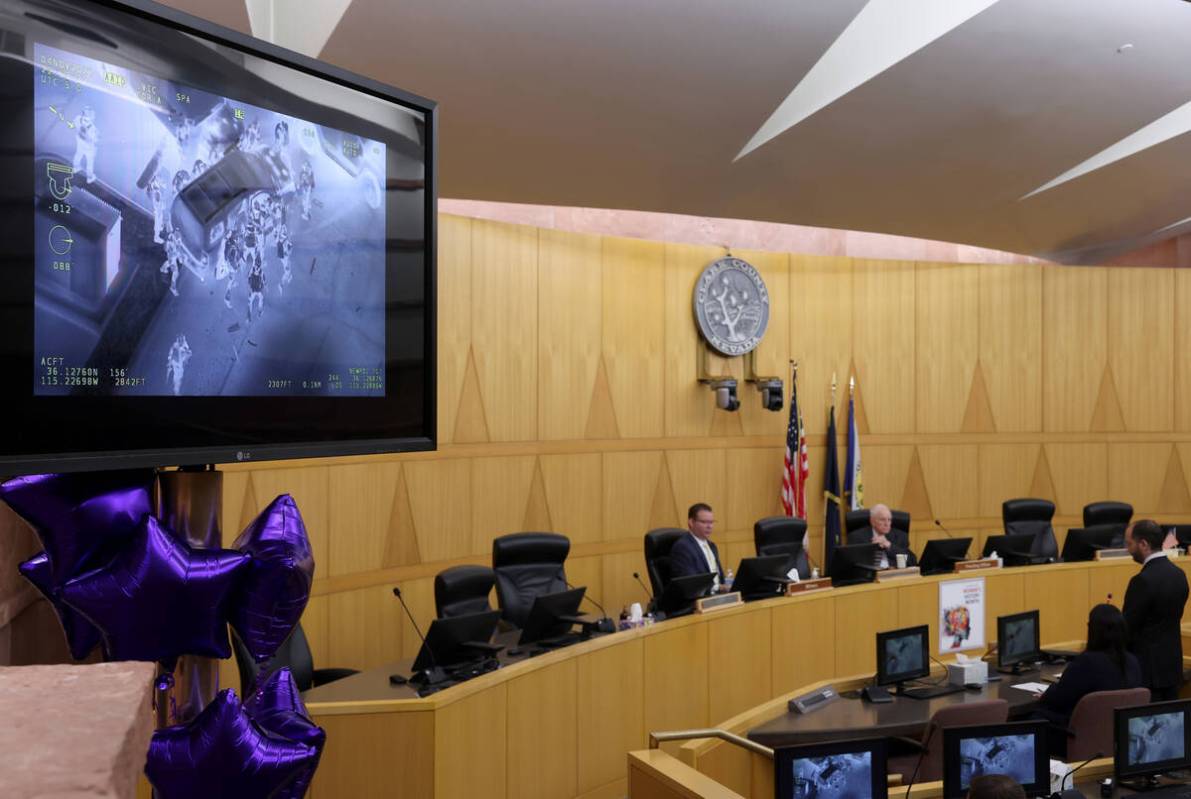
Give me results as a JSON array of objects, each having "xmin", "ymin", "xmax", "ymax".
[
  {"xmin": 230, "ymin": 495, "xmax": 314, "ymax": 663},
  {"xmin": 0, "ymin": 470, "xmax": 153, "ymax": 584},
  {"xmin": 18, "ymin": 552, "xmax": 103, "ymax": 660},
  {"xmin": 244, "ymin": 668, "xmax": 326, "ymax": 799},
  {"xmin": 146, "ymin": 688, "xmax": 319, "ymax": 799},
  {"xmin": 61, "ymin": 515, "xmax": 250, "ymax": 666}
]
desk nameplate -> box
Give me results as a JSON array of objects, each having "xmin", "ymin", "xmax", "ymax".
[
  {"xmin": 955, "ymin": 558, "xmax": 1001, "ymax": 573},
  {"xmin": 1093, "ymin": 548, "xmax": 1130, "ymax": 561},
  {"xmin": 786, "ymin": 578, "xmax": 832, "ymax": 595},
  {"xmin": 695, "ymin": 591, "xmax": 742, "ymax": 614},
  {"xmin": 875, "ymin": 566, "xmax": 920, "ymax": 582}
]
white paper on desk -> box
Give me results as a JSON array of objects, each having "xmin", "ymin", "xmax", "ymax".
[{"xmin": 1011, "ymin": 681, "xmax": 1049, "ymax": 693}]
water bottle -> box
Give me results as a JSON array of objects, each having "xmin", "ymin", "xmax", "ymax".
[{"xmin": 724, "ymin": 568, "xmax": 734, "ymax": 591}]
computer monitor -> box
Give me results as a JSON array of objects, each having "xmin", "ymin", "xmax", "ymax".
[
  {"xmin": 996, "ymin": 610, "xmax": 1041, "ymax": 673},
  {"xmin": 759, "ymin": 540, "xmax": 809, "ymax": 580},
  {"xmin": 656, "ymin": 572, "xmax": 716, "ymax": 617},
  {"xmin": 1114, "ymin": 700, "xmax": 1191, "ymax": 788},
  {"xmin": 876, "ymin": 624, "xmax": 930, "ymax": 687},
  {"xmin": 829, "ymin": 543, "xmax": 880, "ymax": 586},
  {"xmin": 1060, "ymin": 525, "xmax": 1122, "ymax": 562},
  {"xmin": 774, "ymin": 737, "xmax": 888, "ymax": 799},
  {"xmin": 517, "ymin": 586, "xmax": 586, "ymax": 645},
  {"xmin": 411, "ymin": 609, "xmax": 501, "ymax": 673},
  {"xmin": 731, "ymin": 554, "xmax": 791, "ymax": 601},
  {"xmin": 982, "ymin": 533, "xmax": 1038, "ymax": 567},
  {"xmin": 918, "ymin": 537, "xmax": 972, "ymax": 576},
  {"xmin": 942, "ymin": 720, "xmax": 1050, "ymax": 798}
]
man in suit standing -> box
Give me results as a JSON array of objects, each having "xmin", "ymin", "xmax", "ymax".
[
  {"xmin": 669, "ymin": 503, "xmax": 726, "ymax": 592},
  {"xmin": 847, "ymin": 504, "xmax": 917, "ymax": 569},
  {"xmin": 1123, "ymin": 519, "xmax": 1189, "ymax": 701}
]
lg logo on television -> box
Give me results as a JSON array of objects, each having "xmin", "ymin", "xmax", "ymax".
[{"xmin": 236, "ymin": 451, "xmax": 253, "ymax": 462}]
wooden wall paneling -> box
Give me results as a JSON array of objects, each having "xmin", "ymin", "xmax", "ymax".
[
  {"xmin": 852, "ymin": 259, "xmax": 916, "ymax": 434},
  {"xmin": 984, "ymin": 572, "xmax": 1025, "ymax": 639},
  {"xmin": 604, "ymin": 450, "xmax": 667, "ymax": 541},
  {"xmin": 789, "ymin": 255, "xmax": 853, "ymax": 436},
  {"xmin": 577, "ymin": 638, "xmax": 645, "ymax": 795},
  {"xmin": 403, "ymin": 458, "xmax": 474, "ymax": 562},
  {"xmin": 1107, "ymin": 267, "xmax": 1174, "ymax": 432},
  {"xmin": 539, "ymin": 228, "xmax": 603, "ymax": 441},
  {"xmin": 438, "ymin": 214, "xmax": 473, "ymax": 444},
  {"xmin": 803, "ymin": 446, "xmax": 828, "ymax": 531},
  {"xmin": 860, "ymin": 445, "xmax": 915, "ymax": 517},
  {"xmin": 666, "ymin": 450, "xmax": 728, "ymax": 527},
  {"xmin": 1177, "ymin": 270, "xmax": 1191, "ymax": 432},
  {"xmin": 898, "ymin": 582, "xmax": 940, "ymax": 655},
  {"xmin": 471, "ymin": 457, "xmax": 538, "ymax": 557},
  {"xmin": 735, "ymin": 248, "xmax": 790, "ymax": 438},
  {"xmin": 327, "ymin": 461, "xmax": 401, "ymax": 577},
  {"xmin": 1172, "ymin": 445, "xmax": 1191, "ymax": 515},
  {"xmin": 644, "ymin": 623, "xmax": 710, "ymax": 744},
  {"xmin": 1043, "ymin": 266, "xmax": 1108, "ymax": 432},
  {"xmin": 978, "ymin": 444, "xmax": 1042, "ymax": 519},
  {"xmin": 313, "ymin": 711, "xmax": 434, "ymax": 798},
  {"xmin": 725, "ymin": 448, "xmax": 784, "ymax": 533},
  {"xmin": 834, "ymin": 588, "xmax": 900, "ymax": 676},
  {"xmin": 1044, "ymin": 443, "xmax": 1109, "ymax": 518},
  {"xmin": 540, "ymin": 453, "xmax": 603, "ymax": 545},
  {"xmin": 436, "ymin": 685, "xmax": 509, "ymax": 799},
  {"xmin": 665, "ymin": 243, "xmax": 731, "ymax": 438},
  {"xmin": 327, "ymin": 584, "xmax": 409, "ymax": 670},
  {"xmin": 1023, "ymin": 568, "xmax": 1090, "ymax": 644},
  {"xmin": 507, "ymin": 659, "xmax": 579, "ymax": 799},
  {"xmin": 1108, "ymin": 443, "xmax": 1174, "ymax": 516},
  {"xmin": 771, "ymin": 595, "xmax": 837, "ymax": 696},
  {"xmin": 707, "ymin": 609, "xmax": 773, "ymax": 722},
  {"xmin": 472, "ymin": 219, "xmax": 539, "ymax": 442},
  {"xmin": 243, "ymin": 465, "xmax": 330, "ymax": 577},
  {"xmin": 567, "ymin": 555, "xmax": 605, "ymax": 609},
  {"xmin": 1089, "ymin": 562, "xmax": 1134, "ymax": 609},
  {"xmin": 916, "ymin": 262, "xmax": 979, "ymax": 433},
  {"xmin": 917, "ymin": 445, "xmax": 979, "ymax": 521},
  {"xmin": 602, "ymin": 236, "xmax": 666, "ymax": 438},
  {"xmin": 978, "ymin": 263, "xmax": 1042, "ymax": 432},
  {"xmin": 302, "ymin": 595, "xmax": 330, "ymax": 672}
]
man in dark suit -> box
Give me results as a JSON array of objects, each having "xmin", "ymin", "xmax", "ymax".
[
  {"xmin": 846, "ymin": 504, "xmax": 917, "ymax": 569},
  {"xmin": 669, "ymin": 502, "xmax": 726, "ymax": 592},
  {"xmin": 1123, "ymin": 519, "xmax": 1189, "ymax": 701}
]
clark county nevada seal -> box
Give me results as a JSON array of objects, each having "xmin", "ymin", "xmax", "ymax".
[{"xmin": 693, "ymin": 257, "xmax": 770, "ymax": 356}]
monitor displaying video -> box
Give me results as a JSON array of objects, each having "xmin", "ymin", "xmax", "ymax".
[
  {"xmin": 774, "ymin": 738, "xmax": 887, "ymax": 799},
  {"xmin": 943, "ymin": 721, "xmax": 1049, "ymax": 799},
  {"xmin": 997, "ymin": 610, "xmax": 1040, "ymax": 668},
  {"xmin": 877, "ymin": 625, "xmax": 929, "ymax": 686},
  {"xmin": 1115, "ymin": 701, "xmax": 1191, "ymax": 782}
]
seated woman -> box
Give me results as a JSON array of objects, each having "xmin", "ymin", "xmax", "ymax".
[{"xmin": 1036, "ymin": 603, "xmax": 1142, "ymax": 744}]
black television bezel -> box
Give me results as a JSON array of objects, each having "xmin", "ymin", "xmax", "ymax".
[
  {"xmin": 1060, "ymin": 525, "xmax": 1122, "ymax": 562},
  {"xmin": 941, "ymin": 720, "xmax": 1050, "ymax": 798},
  {"xmin": 829, "ymin": 542, "xmax": 879, "ymax": 586},
  {"xmin": 875, "ymin": 624, "xmax": 930, "ymax": 687},
  {"xmin": 996, "ymin": 609, "xmax": 1041, "ymax": 670},
  {"xmin": 411, "ymin": 609, "xmax": 500, "ymax": 672},
  {"xmin": 773, "ymin": 736, "xmax": 888, "ymax": 799},
  {"xmin": 0, "ymin": 0, "xmax": 437, "ymax": 474},
  {"xmin": 1114, "ymin": 699, "xmax": 1191, "ymax": 783},
  {"xmin": 918, "ymin": 537, "xmax": 972, "ymax": 576}
]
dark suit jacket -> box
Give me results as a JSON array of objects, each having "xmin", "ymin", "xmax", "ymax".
[
  {"xmin": 1037, "ymin": 650, "xmax": 1142, "ymax": 727},
  {"xmin": 847, "ymin": 526, "xmax": 918, "ymax": 567},
  {"xmin": 1123, "ymin": 555, "xmax": 1190, "ymax": 690},
  {"xmin": 669, "ymin": 533, "xmax": 725, "ymax": 584}
]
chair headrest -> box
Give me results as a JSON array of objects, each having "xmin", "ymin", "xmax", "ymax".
[
  {"xmin": 890, "ymin": 510, "xmax": 911, "ymax": 534},
  {"xmin": 492, "ymin": 532, "xmax": 570, "ymax": 568},
  {"xmin": 644, "ymin": 528, "xmax": 686, "ymax": 559},
  {"xmin": 1002, "ymin": 498, "xmax": 1055, "ymax": 523},
  {"xmin": 434, "ymin": 564, "xmax": 495, "ymax": 600},
  {"xmin": 844, "ymin": 509, "xmax": 870, "ymax": 534},
  {"xmin": 1083, "ymin": 501, "xmax": 1133, "ymax": 527},
  {"xmin": 754, "ymin": 516, "xmax": 807, "ymax": 548}
]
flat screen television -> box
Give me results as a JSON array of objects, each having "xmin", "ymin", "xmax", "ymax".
[
  {"xmin": 1114, "ymin": 699, "xmax": 1191, "ymax": 788},
  {"xmin": 942, "ymin": 720, "xmax": 1050, "ymax": 798},
  {"xmin": 0, "ymin": 0, "xmax": 436, "ymax": 473}
]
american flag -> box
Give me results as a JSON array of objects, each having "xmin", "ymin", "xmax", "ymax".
[{"xmin": 781, "ymin": 364, "xmax": 809, "ymax": 519}]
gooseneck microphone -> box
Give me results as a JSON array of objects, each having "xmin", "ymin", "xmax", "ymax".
[
  {"xmin": 565, "ymin": 581, "xmax": 616, "ymax": 633},
  {"xmin": 1057, "ymin": 750, "xmax": 1102, "ymax": 795},
  {"xmin": 632, "ymin": 572, "xmax": 654, "ymax": 603},
  {"xmin": 391, "ymin": 587, "xmax": 447, "ymax": 686},
  {"xmin": 934, "ymin": 518, "xmax": 956, "ymax": 538}
]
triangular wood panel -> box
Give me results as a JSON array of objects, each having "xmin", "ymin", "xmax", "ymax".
[
  {"xmin": 961, "ymin": 361, "xmax": 997, "ymax": 433},
  {"xmin": 584, "ymin": 356, "xmax": 621, "ymax": 440},
  {"xmin": 382, "ymin": 466, "xmax": 421, "ymax": 568},
  {"xmin": 708, "ymin": 405, "xmax": 746, "ymax": 437},
  {"xmin": 1089, "ymin": 366, "xmax": 1125, "ymax": 432},
  {"xmin": 522, "ymin": 459, "xmax": 554, "ymax": 531},
  {"xmin": 648, "ymin": 458, "xmax": 679, "ymax": 530},
  {"xmin": 1159, "ymin": 447, "xmax": 1191, "ymax": 514},
  {"xmin": 900, "ymin": 449, "xmax": 933, "ymax": 521},
  {"xmin": 452, "ymin": 347, "xmax": 491, "ymax": 443},
  {"xmin": 237, "ymin": 474, "xmax": 260, "ymax": 532},
  {"xmin": 846, "ymin": 360, "xmax": 871, "ymax": 436},
  {"xmin": 1028, "ymin": 448, "xmax": 1058, "ymax": 505}
]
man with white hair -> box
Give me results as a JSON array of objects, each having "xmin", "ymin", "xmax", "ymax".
[{"xmin": 846, "ymin": 503, "xmax": 917, "ymax": 569}]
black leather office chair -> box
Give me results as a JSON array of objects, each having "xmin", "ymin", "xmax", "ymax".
[
  {"xmin": 232, "ymin": 622, "xmax": 358, "ymax": 694},
  {"xmin": 434, "ymin": 564, "xmax": 496, "ymax": 619},
  {"xmin": 844, "ymin": 508, "xmax": 911, "ymax": 537},
  {"xmin": 1082, "ymin": 501, "xmax": 1132, "ymax": 547},
  {"xmin": 643, "ymin": 528, "xmax": 687, "ymax": 598},
  {"xmin": 492, "ymin": 532, "xmax": 570, "ymax": 629},
  {"xmin": 1002, "ymin": 498, "xmax": 1058, "ymax": 561},
  {"xmin": 753, "ymin": 516, "xmax": 810, "ymax": 579}
]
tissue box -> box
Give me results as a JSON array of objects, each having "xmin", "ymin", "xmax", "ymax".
[
  {"xmin": 1049, "ymin": 759, "xmax": 1074, "ymax": 794},
  {"xmin": 946, "ymin": 659, "xmax": 988, "ymax": 686}
]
